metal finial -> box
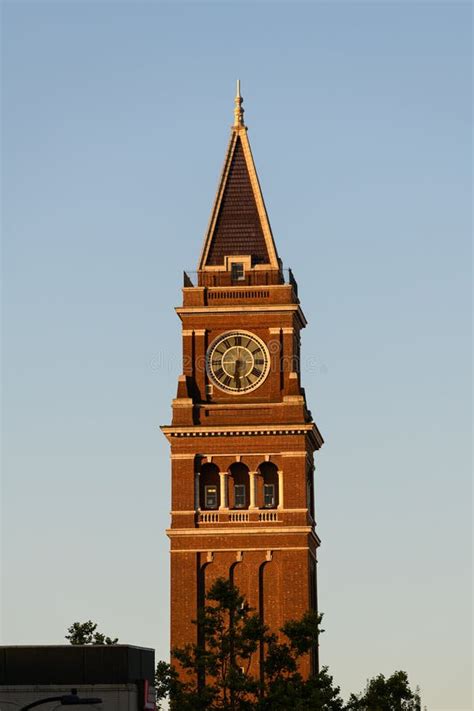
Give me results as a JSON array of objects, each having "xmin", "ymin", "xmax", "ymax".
[{"xmin": 233, "ymin": 79, "xmax": 245, "ymax": 128}]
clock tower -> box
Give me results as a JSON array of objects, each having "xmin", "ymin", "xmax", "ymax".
[{"xmin": 161, "ymin": 83, "xmax": 324, "ymax": 679}]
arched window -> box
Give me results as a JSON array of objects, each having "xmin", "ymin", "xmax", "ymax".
[
  {"xmin": 200, "ymin": 463, "xmax": 220, "ymax": 510},
  {"xmin": 258, "ymin": 462, "xmax": 279, "ymax": 509},
  {"xmin": 229, "ymin": 463, "xmax": 250, "ymax": 510}
]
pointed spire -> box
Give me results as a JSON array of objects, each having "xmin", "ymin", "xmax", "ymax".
[
  {"xmin": 198, "ymin": 84, "xmax": 280, "ymax": 271},
  {"xmin": 233, "ymin": 79, "xmax": 245, "ymax": 128}
]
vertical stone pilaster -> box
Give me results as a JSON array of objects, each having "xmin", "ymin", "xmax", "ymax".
[
  {"xmin": 281, "ymin": 327, "xmax": 295, "ymax": 393},
  {"xmin": 219, "ymin": 472, "xmax": 228, "ymax": 510},
  {"xmin": 268, "ymin": 327, "xmax": 282, "ymax": 396},
  {"xmin": 249, "ymin": 471, "xmax": 257, "ymax": 509},
  {"xmin": 182, "ymin": 330, "xmax": 194, "ymax": 377},
  {"xmin": 194, "ymin": 329, "xmax": 207, "ymax": 398},
  {"xmin": 255, "ymin": 472, "xmax": 264, "ymax": 509},
  {"xmin": 195, "ymin": 471, "xmax": 200, "ymax": 510},
  {"xmin": 277, "ymin": 470, "xmax": 284, "ymax": 509}
]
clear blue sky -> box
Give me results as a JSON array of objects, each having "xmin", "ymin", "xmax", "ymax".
[{"xmin": 2, "ymin": 2, "xmax": 471, "ymax": 708}]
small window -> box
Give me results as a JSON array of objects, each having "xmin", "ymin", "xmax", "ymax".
[
  {"xmin": 205, "ymin": 485, "xmax": 218, "ymax": 509},
  {"xmin": 231, "ymin": 262, "xmax": 245, "ymax": 281},
  {"xmin": 234, "ymin": 484, "xmax": 246, "ymax": 509},
  {"xmin": 264, "ymin": 484, "xmax": 275, "ymax": 508}
]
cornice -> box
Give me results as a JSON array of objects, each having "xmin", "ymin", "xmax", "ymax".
[
  {"xmin": 171, "ymin": 508, "xmax": 311, "ymax": 514},
  {"xmin": 170, "ymin": 547, "xmax": 319, "ymax": 558},
  {"xmin": 196, "ymin": 401, "xmax": 291, "ymax": 410},
  {"xmin": 184, "ymin": 283, "xmax": 291, "ymax": 289},
  {"xmin": 170, "ymin": 451, "xmax": 308, "ymax": 460},
  {"xmin": 167, "ymin": 525, "xmax": 319, "ymax": 541},
  {"xmin": 160, "ymin": 422, "xmax": 324, "ymax": 449},
  {"xmin": 176, "ymin": 304, "xmax": 308, "ymax": 327}
]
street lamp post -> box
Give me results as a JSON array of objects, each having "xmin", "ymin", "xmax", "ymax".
[{"xmin": 20, "ymin": 689, "xmax": 102, "ymax": 710}]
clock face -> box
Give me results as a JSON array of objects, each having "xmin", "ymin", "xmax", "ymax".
[{"xmin": 206, "ymin": 331, "xmax": 270, "ymax": 394}]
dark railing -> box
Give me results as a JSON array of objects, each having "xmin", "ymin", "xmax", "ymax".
[
  {"xmin": 183, "ymin": 269, "xmax": 298, "ymax": 296},
  {"xmin": 288, "ymin": 268, "xmax": 298, "ymax": 297},
  {"xmin": 183, "ymin": 271, "xmax": 193, "ymax": 287}
]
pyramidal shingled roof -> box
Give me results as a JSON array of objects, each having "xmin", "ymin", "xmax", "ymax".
[{"xmin": 198, "ymin": 84, "xmax": 280, "ymax": 270}]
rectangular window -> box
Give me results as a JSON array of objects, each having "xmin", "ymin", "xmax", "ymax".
[
  {"xmin": 264, "ymin": 484, "xmax": 275, "ymax": 508},
  {"xmin": 231, "ymin": 262, "xmax": 245, "ymax": 281},
  {"xmin": 234, "ymin": 484, "xmax": 246, "ymax": 508},
  {"xmin": 205, "ymin": 485, "xmax": 218, "ymax": 509}
]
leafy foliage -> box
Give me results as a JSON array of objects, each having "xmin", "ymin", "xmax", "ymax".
[
  {"xmin": 258, "ymin": 665, "xmax": 344, "ymax": 711},
  {"xmin": 170, "ymin": 578, "xmax": 263, "ymax": 710},
  {"xmin": 65, "ymin": 601, "xmax": 424, "ymax": 710},
  {"xmin": 65, "ymin": 620, "xmax": 118, "ymax": 646},
  {"xmin": 346, "ymin": 671, "xmax": 422, "ymax": 711},
  {"xmin": 155, "ymin": 579, "xmax": 425, "ymax": 710},
  {"xmin": 155, "ymin": 577, "xmax": 344, "ymax": 711}
]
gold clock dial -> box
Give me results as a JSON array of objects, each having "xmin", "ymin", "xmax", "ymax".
[{"xmin": 206, "ymin": 331, "xmax": 270, "ymax": 393}]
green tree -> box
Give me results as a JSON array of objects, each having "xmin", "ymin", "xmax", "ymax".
[
  {"xmin": 65, "ymin": 620, "xmax": 118, "ymax": 645},
  {"xmin": 155, "ymin": 577, "xmax": 343, "ymax": 711},
  {"xmin": 171, "ymin": 578, "xmax": 263, "ymax": 710},
  {"xmin": 259, "ymin": 611, "xmax": 343, "ymax": 710},
  {"xmin": 346, "ymin": 670, "xmax": 422, "ymax": 711},
  {"xmin": 258, "ymin": 663, "xmax": 344, "ymax": 711}
]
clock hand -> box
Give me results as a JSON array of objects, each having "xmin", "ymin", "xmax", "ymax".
[{"xmin": 234, "ymin": 358, "xmax": 242, "ymax": 387}]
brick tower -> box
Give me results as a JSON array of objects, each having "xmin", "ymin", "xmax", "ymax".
[{"xmin": 161, "ymin": 83, "xmax": 324, "ymax": 678}]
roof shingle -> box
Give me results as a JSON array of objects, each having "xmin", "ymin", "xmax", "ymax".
[{"xmin": 205, "ymin": 137, "xmax": 270, "ymax": 266}]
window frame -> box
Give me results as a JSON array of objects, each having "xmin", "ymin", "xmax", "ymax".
[
  {"xmin": 234, "ymin": 484, "xmax": 246, "ymax": 509},
  {"xmin": 230, "ymin": 262, "xmax": 245, "ymax": 282},
  {"xmin": 263, "ymin": 483, "xmax": 276, "ymax": 508},
  {"xmin": 204, "ymin": 485, "xmax": 218, "ymax": 510}
]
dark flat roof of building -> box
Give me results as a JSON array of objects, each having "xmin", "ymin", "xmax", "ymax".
[{"xmin": 0, "ymin": 645, "xmax": 155, "ymax": 685}]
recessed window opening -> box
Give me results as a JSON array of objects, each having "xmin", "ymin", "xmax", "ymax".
[
  {"xmin": 264, "ymin": 484, "xmax": 275, "ymax": 508},
  {"xmin": 200, "ymin": 463, "xmax": 220, "ymax": 510},
  {"xmin": 234, "ymin": 484, "xmax": 246, "ymax": 508},
  {"xmin": 229, "ymin": 462, "xmax": 250, "ymax": 509},
  {"xmin": 259, "ymin": 461, "xmax": 279, "ymax": 509},
  {"xmin": 205, "ymin": 485, "xmax": 218, "ymax": 509},
  {"xmin": 231, "ymin": 262, "xmax": 245, "ymax": 281}
]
